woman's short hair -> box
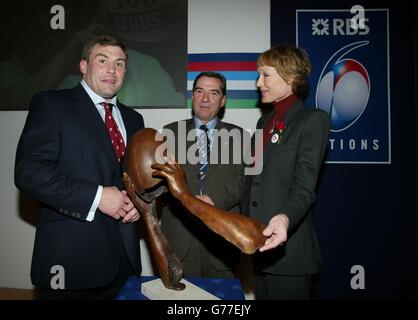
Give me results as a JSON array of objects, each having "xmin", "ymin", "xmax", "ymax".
[{"xmin": 257, "ymin": 45, "xmax": 311, "ymax": 100}]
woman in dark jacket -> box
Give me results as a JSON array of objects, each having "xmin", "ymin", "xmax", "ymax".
[{"xmin": 247, "ymin": 45, "xmax": 330, "ymax": 299}]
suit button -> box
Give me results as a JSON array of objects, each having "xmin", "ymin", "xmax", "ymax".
[
  {"xmin": 76, "ymin": 213, "xmax": 81, "ymax": 218},
  {"xmin": 253, "ymin": 181, "xmax": 259, "ymax": 186},
  {"xmin": 252, "ymin": 201, "xmax": 258, "ymax": 207}
]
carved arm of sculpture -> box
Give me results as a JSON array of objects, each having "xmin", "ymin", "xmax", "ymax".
[
  {"xmin": 151, "ymin": 162, "xmax": 267, "ymax": 255},
  {"xmin": 123, "ymin": 174, "xmax": 185, "ymax": 291}
]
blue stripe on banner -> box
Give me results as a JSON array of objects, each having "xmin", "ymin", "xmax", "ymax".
[
  {"xmin": 188, "ymin": 53, "xmax": 260, "ymax": 62},
  {"xmin": 188, "ymin": 71, "xmax": 258, "ymax": 81},
  {"xmin": 186, "ymin": 90, "xmax": 259, "ymax": 100}
]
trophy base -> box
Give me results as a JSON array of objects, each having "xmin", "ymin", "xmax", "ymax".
[{"xmin": 141, "ymin": 278, "xmax": 220, "ymax": 300}]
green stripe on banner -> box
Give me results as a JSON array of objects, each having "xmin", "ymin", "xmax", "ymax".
[{"xmin": 187, "ymin": 99, "xmax": 259, "ymax": 109}]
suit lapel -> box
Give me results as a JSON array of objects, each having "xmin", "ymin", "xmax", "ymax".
[
  {"xmin": 118, "ymin": 103, "xmax": 139, "ymax": 144},
  {"xmin": 70, "ymin": 85, "xmax": 118, "ymax": 163},
  {"xmin": 283, "ymin": 99, "xmax": 304, "ymax": 124},
  {"xmin": 258, "ymin": 112, "xmax": 274, "ymax": 130},
  {"xmin": 185, "ymin": 119, "xmax": 196, "ymax": 152},
  {"xmin": 205, "ymin": 120, "xmax": 227, "ymax": 180},
  {"xmin": 184, "ymin": 119, "xmax": 200, "ymax": 181},
  {"xmin": 250, "ymin": 112, "xmax": 273, "ymax": 169}
]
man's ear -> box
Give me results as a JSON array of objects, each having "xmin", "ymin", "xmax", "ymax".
[
  {"xmin": 220, "ymin": 95, "xmax": 227, "ymax": 108},
  {"xmin": 79, "ymin": 60, "xmax": 87, "ymax": 75}
]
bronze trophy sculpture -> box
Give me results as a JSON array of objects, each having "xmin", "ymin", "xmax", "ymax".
[
  {"xmin": 123, "ymin": 128, "xmax": 266, "ymax": 291},
  {"xmin": 123, "ymin": 128, "xmax": 185, "ymax": 291}
]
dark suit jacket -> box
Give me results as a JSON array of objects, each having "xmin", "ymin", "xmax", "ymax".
[
  {"xmin": 160, "ymin": 119, "xmax": 248, "ymax": 272},
  {"xmin": 244, "ymin": 99, "xmax": 330, "ymax": 275},
  {"xmin": 14, "ymin": 84, "xmax": 144, "ymax": 289}
]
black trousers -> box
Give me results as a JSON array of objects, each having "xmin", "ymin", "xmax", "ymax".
[
  {"xmin": 39, "ymin": 249, "xmax": 133, "ymax": 300},
  {"xmin": 254, "ymin": 271, "xmax": 313, "ymax": 300}
]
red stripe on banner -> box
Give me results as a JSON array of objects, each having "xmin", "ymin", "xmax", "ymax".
[{"xmin": 188, "ymin": 61, "xmax": 257, "ymax": 71}]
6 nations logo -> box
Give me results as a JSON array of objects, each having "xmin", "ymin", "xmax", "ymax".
[{"xmin": 316, "ymin": 41, "xmax": 371, "ymax": 132}]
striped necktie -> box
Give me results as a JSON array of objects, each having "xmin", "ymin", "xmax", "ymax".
[
  {"xmin": 101, "ymin": 102, "xmax": 125, "ymax": 162},
  {"xmin": 198, "ymin": 124, "xmax": 210, "ymax": 195}
]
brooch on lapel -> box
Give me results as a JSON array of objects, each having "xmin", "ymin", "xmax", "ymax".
[{"xmin": 271, "ymin": 120, "xmax": 286, "ymax": 144}]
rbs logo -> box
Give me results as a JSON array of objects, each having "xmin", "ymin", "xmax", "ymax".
[
  {"xmin": 334, "ymin": 18, "xmax": 370, "ymax": 35},
  {"xmin": 312, "ymin": 18, "xmax": 370, "ymax": 36}
]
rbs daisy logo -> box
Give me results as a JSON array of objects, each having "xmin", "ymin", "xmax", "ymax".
[
  {"xmin": 316, "ymin": 41, "xmax": 370, "ymax": 132},
  {"xmin": 297, "ymin": 9, "xmax": 390, "ymax": 163}
]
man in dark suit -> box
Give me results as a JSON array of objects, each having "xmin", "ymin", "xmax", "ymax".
[
  {"xmin": 160, "ymin": 72, "xmax": 248, "ymax": 278},
  {"xmin": 14, "ymin": 35, "xmax": 144, "ymax": 299}
]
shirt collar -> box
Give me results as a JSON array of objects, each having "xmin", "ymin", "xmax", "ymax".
[
  {"xmin": 80, "ymin": 80, "xmax": 118, "ymax": 107},
  {"xmin": 194, "ymin": 116, "xmax": 219, "ymax": 132}
]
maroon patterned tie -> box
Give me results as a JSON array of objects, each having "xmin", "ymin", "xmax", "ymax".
[{"xmin": 101, "ymin": 102, "xmax": 125, "ymax": 162}]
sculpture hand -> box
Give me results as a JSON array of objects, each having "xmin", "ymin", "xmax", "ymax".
[
  {"xmin": 123, "ymin": 172, "xmax": 151, "ymax": 214},
  {"xmin": 151, "ymin": 162, "xmax": 190, "ymax": 200}
]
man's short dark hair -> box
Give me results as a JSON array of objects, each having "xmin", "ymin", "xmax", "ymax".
[
  {"xmin": 192, "ymin": 71, "xmax": 227, "ymax": 96},
  {"xmin": 81, "ymin": 35, "xmax": 128, "ymax": 62}
]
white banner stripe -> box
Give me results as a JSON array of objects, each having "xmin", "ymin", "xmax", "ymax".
[{"xmin": 187, "ymin": 80, "xmax": 257, "ymax": 91}]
